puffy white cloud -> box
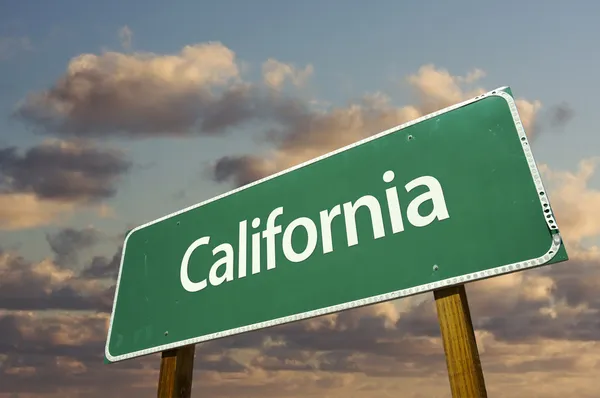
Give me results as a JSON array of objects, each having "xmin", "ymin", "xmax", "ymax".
[
  {"xmin": 262, "ymin": 58, "xmax": 314, "ymax": 89},
  {"xmin": 540, "ymin": 158, "xmax": 600, "ymax": 243},
  {"xmin": 15, "ymin": 42, "xmax": 243, "ymax": 136}
]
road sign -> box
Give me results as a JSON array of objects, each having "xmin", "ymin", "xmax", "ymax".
[{"xmin": 105, "ymin": 86, "xmax": 567, "ymax": 363}]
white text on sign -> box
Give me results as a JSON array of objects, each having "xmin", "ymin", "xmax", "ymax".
[{"xmin": 180, "ymin": 170, "xmax": 450, "ymax": 293}]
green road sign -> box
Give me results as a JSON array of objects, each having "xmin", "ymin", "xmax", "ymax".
[{"xmin": 105, "ymin": 87, "xmax": 568, "ymax": 363}]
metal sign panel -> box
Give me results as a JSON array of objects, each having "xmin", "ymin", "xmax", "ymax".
[{"xmin": 105, "ymin": 87, "xmax": 567, "ymax": 363}]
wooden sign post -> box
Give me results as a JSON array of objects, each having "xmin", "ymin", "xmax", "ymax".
[
  {"xmin": 157, "ymin": 345, "xmax": 196, "ymax": 398},
  {"xmin": 434, "ymin": 285, "xmax": 487, "ymax": 398}
]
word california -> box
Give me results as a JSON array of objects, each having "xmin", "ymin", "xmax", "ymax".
[{"xmin": 180, "ymin": 170, "xmax": 451, "ymax": 292}]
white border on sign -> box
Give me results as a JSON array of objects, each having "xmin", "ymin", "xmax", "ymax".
[{"xmin": 105, "ymin": 87, "xmax": 563, "ymax": 363}]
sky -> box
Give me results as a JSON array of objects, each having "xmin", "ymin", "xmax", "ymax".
[{"xmin": 0, "ymin": 0, "xmax": 599, "ymax": 397}]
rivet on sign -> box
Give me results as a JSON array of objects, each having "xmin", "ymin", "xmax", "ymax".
[
  {"xmin": 164, "ymin": 331, "xmax": 168, "ymax": 336},
  {"xmin": 433, "ymin": 265, "xmax": 439, "ymax": 271}
]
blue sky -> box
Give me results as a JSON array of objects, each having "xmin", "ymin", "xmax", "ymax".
[{"xmin": 1, "ymin": 1, "xmax": 600, "ymax": 397}]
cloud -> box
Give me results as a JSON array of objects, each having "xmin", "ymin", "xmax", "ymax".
[
  {"xmin": 0, "ymin": 248, "xmax": 113, "ymax": 311},
  {"xmin": 0, "ymin": 36, "xmax": 32, "ymax": 61},
  {"xmin": 213, "ymin": 155, "xmax": 276, "ymax": 187},
  {"xmin": 0, "ymin": 139, "xmax": 129, "ymax": 230},
  {"xmin": 406, "ymin": 64, "xmax": 486, "ymax": 114},
  {"xmin": 530, "ymin": 102, "xmax": 575, "ymax": 136},
  {"xmin": 196, "ymin": 353, "xmax": 247, "ymax": 373},
  {"xmin": 0, "ymin": 193, "xmax": 77, "ymax": 230},
  {"xmin": 548, "ymin": 102, "xmax": 575, "ymax": 129},
  {"xmin": 8, "ymin": 282, "xmax": 600, "ymax": 397},
  {"xmin": 14, "ymin": 42, "xmax": 244, "ymax": 137},
  {"xmin": 0, "ymin": 310, "xmax": 247, "ymax": 396},
  {"xmin": 539, "ymin": 158, "xmax": 600, "ymax": 243},
  {"xmin": 212, "ymin": 64, "xmax": 542, "ymax": 187},
  {"xmin": 13, "ymin": 44, "xmax": 540, "ymax": 153},
  {"xmin": 543, "ymin": 244, "xmax": 600, "ymax": 308},
  {"xmin": 476, "ymin": 333, "xmax": 600, "ymax": 398},
  {"xmin": 262, "ymin": 58, "xmax": 314, "ymax": 90},
  {"xmin": 0, "ymin": 139, "xmax": 131, "ymax": 202},
  {"xmin": 118, "ymin": 26, "xmax": 133, "ymax": 50},
  {"xmin": 458, "ymin": 68, "xmax": 486, "ymax": 84},
  {"xmin": 80, "ymin": 245, "xmax": 122, "ymax": 280},
  {"xmin": 192, "ymin": 84, "xmax": 308, "ymax": 135},
  {"xmin": 45, "ymin": 227, "xmax": 101, "ymax": 267},
  {"xmin": 213, "ymin": 93, "xmax": 421, "ymax": 186},
  {"xmin": 0, "ymin": 310, "xmax": 162, "ymax": 396},
  {"xmin": 515, "ymin": 98, "xmax": 542, "ymax": 136},
  {"xmin": 406, "ymin": 64, "xmax": 539, "ymax": 135},
  {"xmin": 0, "ymin": 311, "xmax": 108, "ymax": 356}
]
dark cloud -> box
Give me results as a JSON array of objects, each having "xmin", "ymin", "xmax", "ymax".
[
  {"xmin": 0, "ymin": 310, "xmax": 247, "ymax": 396},
  {"xmin": 15, "ymin": 68, "xmax": 211, "ymax": 136},
  {"xmin": 46, "ymin": 227, "xmax": 100, "ymax": 266},
  {"xmin": 3, "ymin": 243, "xmax": 598, "ymax": 394},
  {"xmin": 198, "ymin": 328, "xmax": 270, "ymax": 355},
  {"xmin": 0, "ymin": 285, "xmax": 112, "ymax": 312},
  {"xmin": 0, "ymin": 312, "xmax": 107, "ymax": 360},
  {"xmin": 548, "ymin": 102, "xmax": 575, "ymax": 128},
  {"xmin": 213, "ymin": 155, "xmax": 268, "ymax": 187},
  {"xmin": 77, "ymin": 230, "xmax": 132, "ymax": 282},
  {"xmin": 199, "ymin": 85, "xmax": 309, "ymax": 135},
  {"xmin": 196, "ymin": 353, "xmax": 247, "ymax": 373},
  {"xmin": 0, "ymin": 248, "xmax": 112, "ymax": 312},
  {"xmin": 464, "ymin": 251, "xmax": 600, "ymax": 343},
  {"xmin": 15, "ymin": 76, "xmax": 307, "ymax": 138},
  {"xmin": 478, "ymin": 310, "xmax": 600, "ymax": 343},
  {"xmin": 0, "ymin": 140, "xmax": 131, "ymax": 202},
  {"xmin": 2, "ymin": 240, "xmax": 596, "ymax": 395},
  {"xmin": 530, "ymin": 102, "xmax": 575, "ymax": 136},
  {"xmin": 80, "ymin": 246, "xmax": 122, "ymax": 280},
  {"xmin": 251, "ymin": 346, "xmax": 314, "ymax": 372},
  {"xmin": 485, "ymin": 355, "xmax": 580, "ymax": 374},
  {"xmin": 317, "ymin": 351, "xmax": 361, "ymax": 373},
  {"xmin": 198, "ymin": 301, "xmax": 442, "ymax": 375},
  {"xmin": 3, "ymin": 252, "xmax": 600, "ymax": 397}
]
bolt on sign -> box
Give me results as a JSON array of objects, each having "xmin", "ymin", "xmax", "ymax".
[{"xmin": 105, "ymin": 87, "xmax": 568, "ymax": 363}]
